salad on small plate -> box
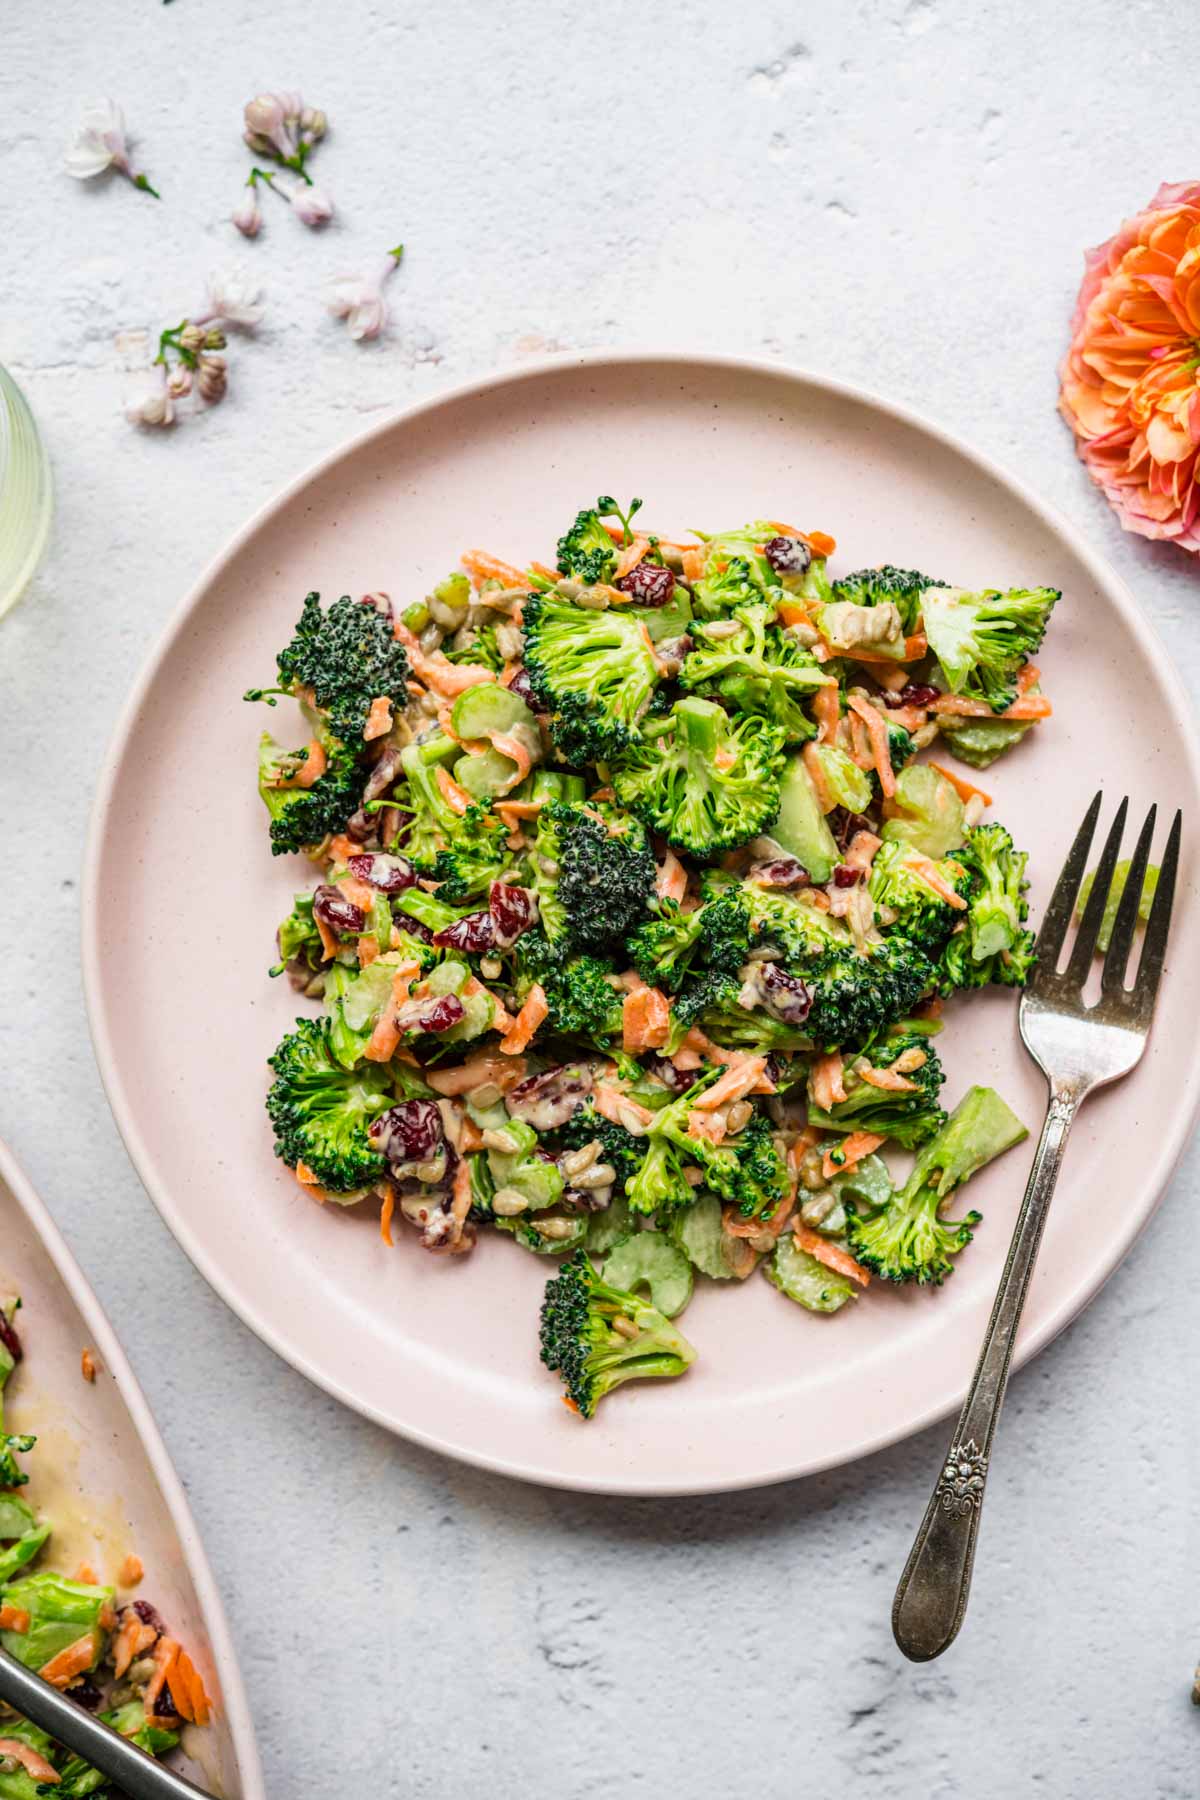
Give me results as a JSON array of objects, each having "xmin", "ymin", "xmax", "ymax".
[{"xmin": 247, "ymin": 495, "xmax": 1071, "ymax": 1417}]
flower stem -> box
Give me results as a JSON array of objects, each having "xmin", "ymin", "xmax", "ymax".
[{"xmin": 133, "ymin": 173, "xmax": 161, "ymax": 199}]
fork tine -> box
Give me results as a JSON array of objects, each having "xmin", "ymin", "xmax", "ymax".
[
  {"xmin": 1128, "ymin": 808, "xmax": 1181, "ymax": 1023},
  {"xmin": 1100, "ymin": 804, "xmax": 1156, "ymax": 995},
  {"xmin": 1034, "ymin": 791, "xmax": 1103, "ymax": 975},
  {"xmin": 1063, "ymin": 797, "xmax": 1128, "ymax": 987}
]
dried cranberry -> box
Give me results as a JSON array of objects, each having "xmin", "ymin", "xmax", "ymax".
[
  {"xmin": 489, "ymin": 882, "xmax": 537, "ymax": 948},
  {"xmin": 747, "ymin": 856, "xmax": 809, "ymax": 889},
  {"xmin": 762, "ymin": 535, "xmax": 812, "ymax": 576},
  {"xmin": 313, "ymin": 885, "xmax": 367, "ymax": 935},
  {"xmin": 433, "ymin": 911, "xmax": 496, "ymax": 952},
  {"xmin": 370, "ymin": 1099, "xmax": 444, "ymax": 1164},
  {"xmin": 759, "ymin": 962, "xmax": 812, "ymax": 1024},
  {"xmin": 348, "ymin": 852, "xmax": 416, "ymax": 894},
  {"xmin": 506, "ymin": 1064, "xmax": 592, "ymax": 1129},
  {"xmin": 360, "ymin": 592, "xmax": 393, "ymax": 623},
  {"xmin": 882, "ymin": 682, "xmax": 941, "ymax": 709},
  {"xmin": 615, "ymin": 561, "xmax": 676, "ymax": 607},
  {"xmin": 397, "ymin": 913, "xmax": 434, "ymax": 943},
  {"xmin": 0, "ymin": 1309, "xmax": 22, "ymax": 1365},
  {"xmin": 409, "ymin": 995, "xmax": 466, "ymax": 1034},
  {"xmin": 762, "ymin": 1052, "xmax": 784, "ymax": 1090},
  {"xmin": 154, "ymin": 1682, "xmax": 182, "ymax": 1723},
  {"xmin": 344, "ymin": 808, "xmax": 375, "ymax": 844},
  {"xmin": 832, "ymin": 864, "xmax": 861, "ymax": 888},
  {"xmin": 133, "ymin": 1600, "xmax": 168, "ymax": 1636},
  {"xmin": 68, "ymin": 1677, "xmax": 103, "ymax": 1711},
  {"xmin": 507, "ymin": 666, "xmax": 539, "ymax": 711},
  {"xmin": 644, "ymin": 1055, "xmax": 698, "ymax": 1093},
  {"xmin": 830, "ymin": 808, "xmax": 872, "ymax": 853}
]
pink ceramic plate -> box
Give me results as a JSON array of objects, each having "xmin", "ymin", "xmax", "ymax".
[
  {"xmin": 83, "ymin": 354, "xmax": 1200, "ymax": 1495},
  {"xmin": 0, "ymin": 1138, "xmax": 265, "ymax": 1796}
]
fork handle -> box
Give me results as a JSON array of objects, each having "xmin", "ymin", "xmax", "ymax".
[{"xmin": 892, "ymin": 1083, "xmax": 1078, "ymax": 1661}]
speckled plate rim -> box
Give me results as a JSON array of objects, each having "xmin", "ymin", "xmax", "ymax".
[
  {"xmin": 0, "ymin": 1136, "xmax": 267, "ymax": 1795},
  {"xmin": 82, "ymin": 350, "xmax": 1200, "ymax": 1496}
]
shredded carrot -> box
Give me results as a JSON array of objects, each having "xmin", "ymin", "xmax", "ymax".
[
  {"xmin": 907, "ymin": 850, "xmax": 969, "ymax": 908},
  {"xmin": 118, "ymin": 1553, "xmax": 144, "ymax": 1587},
  {"xmin": 340, "ymin": 875, "xmax": 376, "ymax": 912},
  {"xmin": 687, "ymin": 1109, "xmax": 727, "ymax": 1146},
  {"xmin": 363, "ymin": 960, "xmax": 421, "ymax": 1063},
  {"xmin": 380, "ymin": 1189, "xmax": 395, "ymax": 1247},
  {"xmin": 495, "ymin": 800, "xmax": 544, "ymax": 823},
  {"xmin": 802, "ymin": 741, "xmax": 835, "ymax": 813},
  {"xmin": 460, "ymin": 549, "xmax": 530, "ymax": 591},
  {"xmin": 563, "ymin": 1395, "xmax": 581, "ymax": 1415},
  {"xmin": 929, "ymin": 762, "xmax": 992, "ymax": 806},
  {"xmin": 811, "ymin": 683, "xmax": 841, "ymax": 745},
  {"xmin": 459, "ymin": 1117, "xmax": 485, "ymax": 1152},
  {"xmin": 490, "ymin": 729, "xmax": 534, "ymax": 788},
  {"xmin": 172, "ymin": 1646, "xmax": 212, "ymax": 1727},
  {"xmin": 809, "ymin": 1051, "xmax": 847, "ymax": 1111},
  {"xmin": 267, "ymin": 737, "xmax": 327, "ymax": 791},
  {"xmin": 0, "ymin": 1740, "xmax": 61, "ymax": 1784},
  {"xmin": 112, "ymin": 1609, "xmax": 157, "ymax": 1678},
  {"xmin": 426, "ymin": 1051, "xmax": 528, "ymax": 1096},
  {"xmin": 805, "ymin": 529, "xmax": 837, "ymax": 558},
  {"xmin": 793, "ymin": 1224, "xmax": 872, "ymax": 1286},
  {"xmin": 849, "ymin": 712, "xmax": 872, "ymax": 769},
  {"xmin": 622, "ymin": 984, "xmax": 672, "ymax": 1053},
  {"xmin": 930, "ymin": 692, "xmax": 1052, "ymax": 721},
  {"xmin": 594, "ymin": 1085, "xmax": 655, "ymax": 1130},
  {"xmin": 846, "ymin": 632, "xmax": 928, "ymax": 666},
  {"xmin": 498, "ymin": 984, "xmax": 548, "ymax": 1054},
  {"xmin": 393, "ymin": 621, "xmax": 495, "ymax": 696},
  {"xmin": 315, "ymin": 913, "xmax": 340, "ymax": 962},
  {"xmin": 876, "ymin": 664, "xmax": 910, "ymax": 694},
  {"xmin": 435, "ymin": 766, "xmax": 473, "ymax": 815},
  {"xmin": 847, "ymin": 693, "xmax": 896, "ymax": 797},
  {"xmin": 363, "ymin": 696, "xmax": 393, "ymax": 741},
  {"xmin": 693, "ymin": 1056, "xmax": 769, "ymax": 1112},
  {"xmin": 843, "ymin": 829, "xmax": 882, "ymax": 874},
  {"xmin": 294, "ymin": 1168, "xmax": 327, "ymax": 1203},
  {"xmin": 716, "ymin": 1213, "xmax": 762, "ymax": 1278},
  {"xmin": 822, "ymin": 1130, "xmax": 886, "ymax": 1182},
  {"xmin": 1016, "ymin": 663, "xmax": 1041, "ymax": 694},
  {"xmin": 614, "ymin": 534, "xmax": 651, "ymax": 579},
  {"xmin": 681, "ymin": 545, "xmax": 707, "ymax": 582},
  {"xmin": 80, "ymin": 1348, "xmax": 97, "ymax": 1383},
  {"xmin": 0, "ymin": 1604, "xmax": 29, "ymax": 1633},
  {"xmin": 858, "ymin": 1064, "xmax": 919, "ymax": 1093},
  {"xmin": 357, "ymin": 933, "xmax": 380, "ymax": 968},
  {"xmin": 39, "ymin": 1635, "xmax": 97, "ymax": 1688},
  {"xmin": 655, "ymin": 849, "xmax": 688, "ymax": 903},
  {"xmin": 884, "ymin": 704, "xmax": 928, "ymax": 732},
  {"xmin": 74, "ymin": 1563, "xmax": 97, "ymax": 1585},
  {"xmin": 327, "ymin": 834, "xmax": 362, "ymax": 864}
]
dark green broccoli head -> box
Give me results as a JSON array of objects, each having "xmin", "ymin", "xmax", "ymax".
[
  {"xmin": 428, "ymin": 803, "xmax": 513, "ymax": 903},
  {"xmin": 869, "ymin": 840, "xmax": 975, "ymax": 960},
  {"xmin": 808, "ymin": 1030, "xmax": 946, "ymax": 1148},
  {"xmin": 690, "ymin": 553, "xmax": 771, "ymax": 620},
  {"xmin": 266, "ymin": 1017, "xmax": 391, "ymax": 1192},
  {"xmin": 846, "ymin": 1085, "xmax": 1027, "ymax": 1282},
  {"xmin": 626, "ymin": 889, "xmax": 752, "ymax": 993},
  {"xmin": 829, "ymin": 566, "xmax": 943, "ymax": 635},
  {"xmin": 550, "ymin": 801, "xmax": 656, "ymax": 953},
  {"xmin": 538, "ymin": 1249, "xmax": 696, "ymax": 1416},
  {"xmin": 254, "ymin": 591, "xmax": 410, "ymax": 747},
  {"xmin": 642, "ymin": 1074, "xmax": 787, "ymax": 1218},
  {"xmin": 804, "ymin": 935, "xmax": 936, "ymax": 1049},
  {"xmin": 675, "ymin": 969, "xmax": 813, "ymax": 1054},
  {"xmin": 922, "ymin": 585, "xmax": 1060, "ymax": 713},
  {"xmin": 522, "ymin": 592, "xmax": 661, "ymax": 761},
  {"xmin": 935, "ymin": 823, "xmax": 1036, "ymax": 991},
  {"xmin": 612, "ymin": 697, "xmax": 786, "ymax": 858},
  {"xmin": 938, "ymin": 923, "xmax": 1036, "ymax": 993},
  {"xmin": 517, "ymin": 933, "xmax": 625, "ymax": 1049},
  {"xmin": 555, "ymin": 497, "xmax": 643, "ymax": 586},
  {"xmin": 257, "ymin": 733, "xmax": 364, "ymax": 857}
]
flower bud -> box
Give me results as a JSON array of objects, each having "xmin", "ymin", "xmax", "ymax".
[
  {"xmin": 125, "ymin": 370, "xmax": 175, "ymax": 428},
  {"xmin": 196, "ymin": 354, "xmax": 227, "ymax": 405},
  {"xmin": 243, "ymin": 129, "xmax": 274, "ymax": 156},
  {"xmin": 166, "ymin": 366, "xmax": 193, "ymax": 399},
  {"xmin": 300, "ymin": 107, "xmax": 327, "ymax": 141},
  {"xmin": 203, "ymin": 326, "xmax": 227, "ymax": 350},
  {"xmin": 178, "ymin": 323, "xmax": 205, "ymax": 353},
  {"xmin": 232, "ymin": 188, "xmax": 262, "ymax": 238},
  {"xmin": 288, "ymin": 181, "xmax": 334, "ymax": 227}
]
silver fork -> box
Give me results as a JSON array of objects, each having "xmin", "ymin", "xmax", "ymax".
[{"xmin": 892, "ymin": 791, "xmax": 1182, "ymax": 1662}]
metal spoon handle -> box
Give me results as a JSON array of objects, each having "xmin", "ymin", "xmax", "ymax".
[
  {"xmin": 0, "ymin": 1646, "xmax": 217, "ymax": 1800},
  {"xmin": 891, "ymin": 1086, "xmax": 1077, "ymax": 1662}
]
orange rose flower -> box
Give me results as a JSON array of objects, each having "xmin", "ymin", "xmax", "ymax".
[{"xmin": 1060, "ymin": 181, "xmax": 1200, "ymax": 552}]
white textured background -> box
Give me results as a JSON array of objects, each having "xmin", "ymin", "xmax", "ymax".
[{"xmin": 2, "ymin": 3, "xmax": 1199, "ymax": 1794}]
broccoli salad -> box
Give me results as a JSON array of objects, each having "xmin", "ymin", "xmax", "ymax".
[
  {"xmin": 247, "ymin": 498, "xmax": 1059, "ymax": 1418},
  {"xmin": 0, "ymin": 1297, "xmax": 210, "ymax": 1793}
]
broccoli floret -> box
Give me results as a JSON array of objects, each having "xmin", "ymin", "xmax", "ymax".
[
  {"xmin": 675, "ymin": 970, "xmax": 814, "ymax": 1054},
  {"xmin": 922, "ymin": 585, "xmax": 1060, "ymax": 714},
  {"xmin": 270, "ymin": 890, "xmax": 324, "ymax": 979},
  {"xmin": 626, "ymin": 889, "xmax": 752, "ymax": 993},
  {"xmin": 846, "ymin": 1086, "xmax": 1028, "ymax": 1283},
  {"xmin": 428, "ymin": 803, "xmax": 513, "ymax": 903},
  {"xmin": 805, "ymin": 935, "xmax": 936, "ymax": 1049},
  {"xmin": 612, "ymin": 697, "xmax": 785, "ymax": 857},
  {"xmin": 636, "ymin": 1074, "xmax": 786, "ymax": 1218},
  {"xmin": 524, "ymin": 772, "xmax": 587, "ymax": 946},
  {"xmin": 266, "ymin": 1017, "xmax": 392, "ymax": 1193},
  {"xmin": 869, "ymin": 839, "xmax": 974, "ymax": 959},
  {"xmin": 517, "ymin": 933, "xmax": 625, "ymax": 1049},
  {"xmin": 808, "ymin": 1030, "xmax": 946, "ymax": 1147},
  {"xmin": 443, "ymin": 620, "xmax": 504, "ymax": 671},
  {"xmin": 555, "ymin": 497, "xmax": 643, "ymax": 586},
  {"xmin": 247, "ymin": 590, "xmax": 410, "ymax": 747},
  {"xmin": 395, "ymin": 736, "xmax": 466, "ymax": 870},
  {"xmin": 550, "ymin": 801, "xmax": 656, "ymax": 952},
  {"xmin": 680, "ymin": 602, "xmax": 832, "ymax": 741},
  {"xmin": 538, "ymin": 1249, "xmax": 696, "ymax": 1417},
  {"xmin": 522, "ymin": 591, "xmax": 661, "ymax": 760},
  {"xmin": 937, "ymin": 823, "xmax": 1036, "ymax": 991},
  {"xmin": 829, "ymin": 566, "xmax": 943, "ymax": 636},
  {"xmin": 627, "ymin": 1135, "xmax": 698, "ymax": 1215},
  {"xmin": 256, "ymin": 732, "xmax": 364, "ymax": 857},
  {"xmin": 887, "ymin": 723, "xmax": 917, "ymax": 773}
]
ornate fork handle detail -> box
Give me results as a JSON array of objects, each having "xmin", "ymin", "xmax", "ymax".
[{"xmin": 892, "ymin": 1082, "xmax": 1079, "ymax": 1662}]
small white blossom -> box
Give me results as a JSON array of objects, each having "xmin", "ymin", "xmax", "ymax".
[
  {"xmin": 243, "ymin": 91, "xmax": 301, "ymax": 162},
  {"xmin": 326, "ymin": 247, "xmax": 404, "ymax": 341},
  {"xmin": 287, "ymin": 180, "xmax": 334, "ymax": 227},
  {"xmin": 166, "ymin": 366, "xmax": 193, "ymax": 399},
  {"xmin": 232, "ymin": 187, "xmax": 263, "ymax": 238},
  {"xmin": 124, "ymin": 368, "xmax": 175, "ymax": 428},
  {"xmin": 195, "ymin": 269, "xmax": 264, "ymax": 329},
  {"xmin": 65, "ymin": 98, "xmax": 158, "ymax": 195}
]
